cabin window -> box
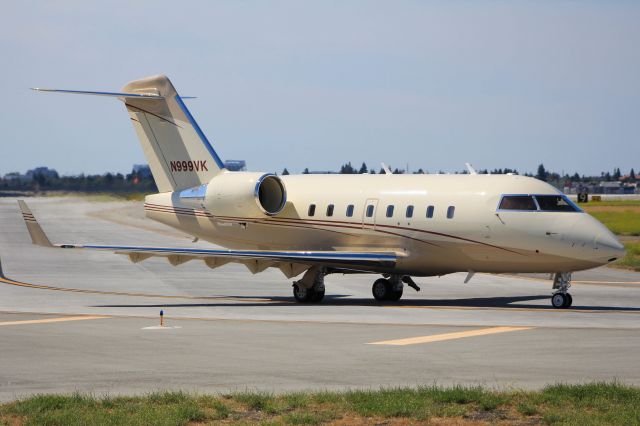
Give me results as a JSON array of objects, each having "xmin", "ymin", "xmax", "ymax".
[
  {"xmin": 386, "ymin": 205, "xmax": 394, "ymax": 218},
  {"xmin": 366, "ymin": 204, "xmax": 375, "ymax": 217},
  {"xmin": 426, "ymin": 205, "xmax": 434, "ymax": 218},
  {"xmin": 535, "ymin": 195, "xmax": 581, "ymax": 212},
  {"xmin": 406, "ymin": 205, "xmax": 414, "ymax": 218},
  {"xmin": 499, "ymin": 195, "xmax": 537, "ymax": 211},
  {"xmin": 326, "ymin": 204, "xmax": 334, "ymax": 217},
  {"xmin": 308, "ymin": 204, "xmax": 316, "ymax": 216},
  {"xmin": 346, "ymin": 204, "xmax": 354, "ymax": 217},
  {"xmin": 447, "ymin": 206, "xmax": 455, "ymax": 219}
]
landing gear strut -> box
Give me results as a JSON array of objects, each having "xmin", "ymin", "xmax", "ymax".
[
  {"xmin": 292, "ymin": 266, "xmax": 325, "ymax": 303},
  {"xmin": 551, "ymin": 272, "xmax": 572, "ymax": 309}
]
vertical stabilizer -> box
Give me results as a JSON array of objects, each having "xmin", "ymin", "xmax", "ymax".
[{"xmin": 121, "ymin": 75, "xmax": 224, "ymax": 192}]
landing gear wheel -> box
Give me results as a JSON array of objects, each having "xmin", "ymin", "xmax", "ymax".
[
  {"xmin": 372, "ymin": 278, "xmax": 392, "ymax": 301},
  {"xmin": 293, "ymin": 284, "xmax": 324, "ymax": 303},
  {"xmin": 312, "ymin": 288, "xmax": 325, "ymax": 303},
  {"xmin": 563, "ymin": 293, "xmax": 573, "ymax": 308},
  {"xmin": 388, "ymin": 287, "xmax": 403, "ymax": 302},
  {"xmin": 293, "ymin": 284, "xmax": 314, "ymax": 303},
  {"xmin": 551, "ymin": 293, "xmax": 568, "ymax": 309}
]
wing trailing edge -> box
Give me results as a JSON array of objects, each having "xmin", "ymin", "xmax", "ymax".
[{"xmin": 17, "ymin": 201, "xmax": 398, "ymax": 277}]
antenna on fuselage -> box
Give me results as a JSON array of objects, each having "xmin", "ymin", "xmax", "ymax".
[
  {"xmin": 380, "ymin": 163, "xmax": 392, "ymax": 175},
  {"xmin": 465, "ymin": 163, "xmax": 477, "ymax": 175}
]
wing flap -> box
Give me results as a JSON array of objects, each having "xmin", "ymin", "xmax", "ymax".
[{"xmin": 18, "ymin": 201, "xmax": 398, "ymax": 276}]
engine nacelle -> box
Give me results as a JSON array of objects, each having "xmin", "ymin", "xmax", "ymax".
[{"xmin": 203, "ymin": 172, "xmax": 287, "ymax": 218}]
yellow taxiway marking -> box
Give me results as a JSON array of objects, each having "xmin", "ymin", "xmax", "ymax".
[
  {"xmin": 574, "ymin": 280, "xmax": 640, "ymax": 285},
  {"xmin": 0, "ymin": 315, "xmax": 109, "ymax": 327},
  {"xmin": 368, "ymin": 326, "xmax": 533, "ymax": 346},
  {"xmin": 0, "ymin": 276, "xmax": 273, "ymax": 303}
]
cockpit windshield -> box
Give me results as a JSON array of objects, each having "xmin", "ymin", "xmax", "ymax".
[
  {"xmin": 535, "ymin": 195, "xmax": 581, "ymax": 212},
  {"xmin": 498, "ymin": 194, "xmax": 582, "ymax": 213},
  {"xmin": 498, "ymin": 195, "xmax": 537, "ymax": 211}
]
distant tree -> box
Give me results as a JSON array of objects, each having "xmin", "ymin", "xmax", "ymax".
[
  {"xmin": 303, "ymin": 168, "xmax": 309, "ymax": 174},
  {"xmin": 358, "ymin": 162, "xmax": 368, "ymax": 174},
  {"xmin": 393, "ymin": 168, "xmax": 402, "ymax": 174},
  {"xmin": 415, "ymin": 168, "xmax": 425, "ymax": 174},
  {"xmin": 604, "ymin": 171, "xmax": 612, "ymax": 181},
  {"xmin": 536, "ymin": 164, "xmax": 548, "ymax": 182},
  {"xmin": 572, "ymin": 172, "xmax": 581, "ymax": 182},
  {"xmin": 630, "ymin": 168, "xmax": 636, "ymax": 181},
  {"xmin": 378, "ymin": 167, "xmax": 385, "ymax": 174},
  {"xmin": 340, "ymin": 162, "xmax": 356, "ymax": 174},
  {"xmin": 282, "ymin": 168, "xmax": 290, "ymax": 175},
  {"xmin": 613, "ymin": 168, "xmax": 621, "ymax": 181}
]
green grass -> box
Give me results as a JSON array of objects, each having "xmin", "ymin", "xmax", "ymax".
[
  {"xmin": 586, "ymin": 210, "xmax": 640, "ymax": 236},
  {"xmin": 1, "ymin": 383, "xmax": 639, "ymax": 425},
  {"xmin": 614, "ymin": 241, "xmax": 640, "ymax": 271},
  {"xmin": 582, "ymin": 199, "xmax": 640, "ymax": 207}
]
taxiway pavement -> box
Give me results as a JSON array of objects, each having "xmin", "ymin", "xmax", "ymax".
[{"xmin": 0, "ymin": 198, "xmax": 639, "ymax": 401}]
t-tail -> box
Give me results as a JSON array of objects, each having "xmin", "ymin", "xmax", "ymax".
[{"xmin": 33, "ymin": 74, "xmax": 224, "ymax": 192}]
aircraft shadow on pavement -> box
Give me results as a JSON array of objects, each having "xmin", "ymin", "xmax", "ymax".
[{"xmin": 93, "ymin": 294, "xmax": 640, "ymax": 312}]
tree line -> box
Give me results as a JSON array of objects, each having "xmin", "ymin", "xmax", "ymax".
[
  {"xmin": 0, "ymin": 169, "xmax": 157, "ymax": 194},
  {"xmin": 283, "ymin": 162, "xmax": 638, "ymax": 185},
  {"xmin": 1, "ymin": 163, "xmax": 636, "ymax": 195}
]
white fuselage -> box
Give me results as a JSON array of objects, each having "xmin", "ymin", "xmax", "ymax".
[{"xmin": 144, "ymin": 173, "xmax": 624, "ymax": 276}]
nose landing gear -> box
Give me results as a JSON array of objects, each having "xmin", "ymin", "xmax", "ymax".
[{"xmin": 551, "ymin": 272, "xmax": 572, "ymax": 308}]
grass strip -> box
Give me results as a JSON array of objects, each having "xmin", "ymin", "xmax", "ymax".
[
  {"xmin": 1, "ymin": 382, "xmax": 639, "ymax": 425},
  {"xmin": 613, "ymin": 241, "xmax": 640, "ymax": 272}
]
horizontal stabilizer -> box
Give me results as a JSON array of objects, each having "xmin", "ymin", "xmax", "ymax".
[{"xmin": 31, "ymin": 88, "xmax": 164, "ymax": 99}]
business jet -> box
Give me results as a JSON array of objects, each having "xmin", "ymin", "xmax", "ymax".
[{"xmin": 22, "ymin": 75, "xmax": 625, "ymax": 309}]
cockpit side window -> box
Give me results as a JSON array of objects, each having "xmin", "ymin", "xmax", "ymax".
[
  {"xmin": 535, "ymin": 195, "xmax": 581, "ymax": 212},
  {"xmin": 498, "ymin": 195, "xmax": 537, "ymax": 211}
]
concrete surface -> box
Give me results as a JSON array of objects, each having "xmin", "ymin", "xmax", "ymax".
[{"xmin": 0, "ymin": 197, "xmax": 639, "ymax": 401}]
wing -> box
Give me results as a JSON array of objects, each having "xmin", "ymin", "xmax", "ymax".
[{"xmin": 18, "ymin": 201, "xmax": 398, "ymax": 278}]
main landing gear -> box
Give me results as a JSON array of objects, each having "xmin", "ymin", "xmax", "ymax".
[
  {"xmin": 292, "ymin": 266, "xmax": 325, "ymax": 303},
  {"xmin": 551, "ymin": 272, "xmax": 573, "ymax": 309},
  {"xmin": 291, "ymin": 269, "xmax": 422, "ymax": 304},
  {"xmin": 372, "ymin": 275, "xmax": 420, "ymax": 302}
]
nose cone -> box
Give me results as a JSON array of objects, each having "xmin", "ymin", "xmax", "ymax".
[
  {"xmin": 595, "ymin": 231, "xmax": 626, "ymax": 262},
  {"xmin": 564, "ymin": 214, "xmax": 625, "ymax": 266}
]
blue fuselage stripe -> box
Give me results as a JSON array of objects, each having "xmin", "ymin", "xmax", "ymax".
[
  {"xmin": 83, "ymin": 245, "xmax": 396, "ymax": 261},
  {"xmin": 174, "ymin": 95, "xmax": 225, "ymax": 169}
]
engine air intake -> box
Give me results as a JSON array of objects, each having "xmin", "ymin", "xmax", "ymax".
[{"xmin": 255, "ymin": 174, "xmax": 287, "ymax": 215}]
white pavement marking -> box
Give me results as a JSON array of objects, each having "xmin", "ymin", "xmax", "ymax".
[{"xmin": 141, "ymin": 325, "xmax": 182, "ymax": 330}]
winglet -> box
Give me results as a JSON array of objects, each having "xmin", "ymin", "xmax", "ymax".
[{"xmin": 17, "ymin": 200, "xmax": 54, "ymax": 247}]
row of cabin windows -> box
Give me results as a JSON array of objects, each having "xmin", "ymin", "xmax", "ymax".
[{"xmin": 307, "ymin": 203, "xmax": 455, "ymax": 219}]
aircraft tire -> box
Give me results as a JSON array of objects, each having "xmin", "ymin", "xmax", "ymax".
[
  {"xmin": 563, "ymin": 293, "xmax": 573, "ymax": 308},
  {"xmin": 551, "ymin": 292, "xmax": 567, "ymax": 309},
  {"xmin": 312, "ymin": 288, "xmax": 325, "ymax": 303},
  {"xmin": 293, "ymin": 283, "xmax": 316, "ymax": 303},
  {"xmin": 372, "ymin": 278, "xmax": 391, "ymax": 301},
  {"xmin": 388, "ymin": 287, "xmax": 403, "ymax": 302}
]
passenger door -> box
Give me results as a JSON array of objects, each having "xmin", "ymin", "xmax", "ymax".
[{"xmin": 362, "ymin": 198, "xmax": 378, "ymax": 230}]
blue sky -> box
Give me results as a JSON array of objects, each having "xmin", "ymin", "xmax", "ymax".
[{"xmin": 1, "ymin": 1, "xmax": 638, "ymax": 176}]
